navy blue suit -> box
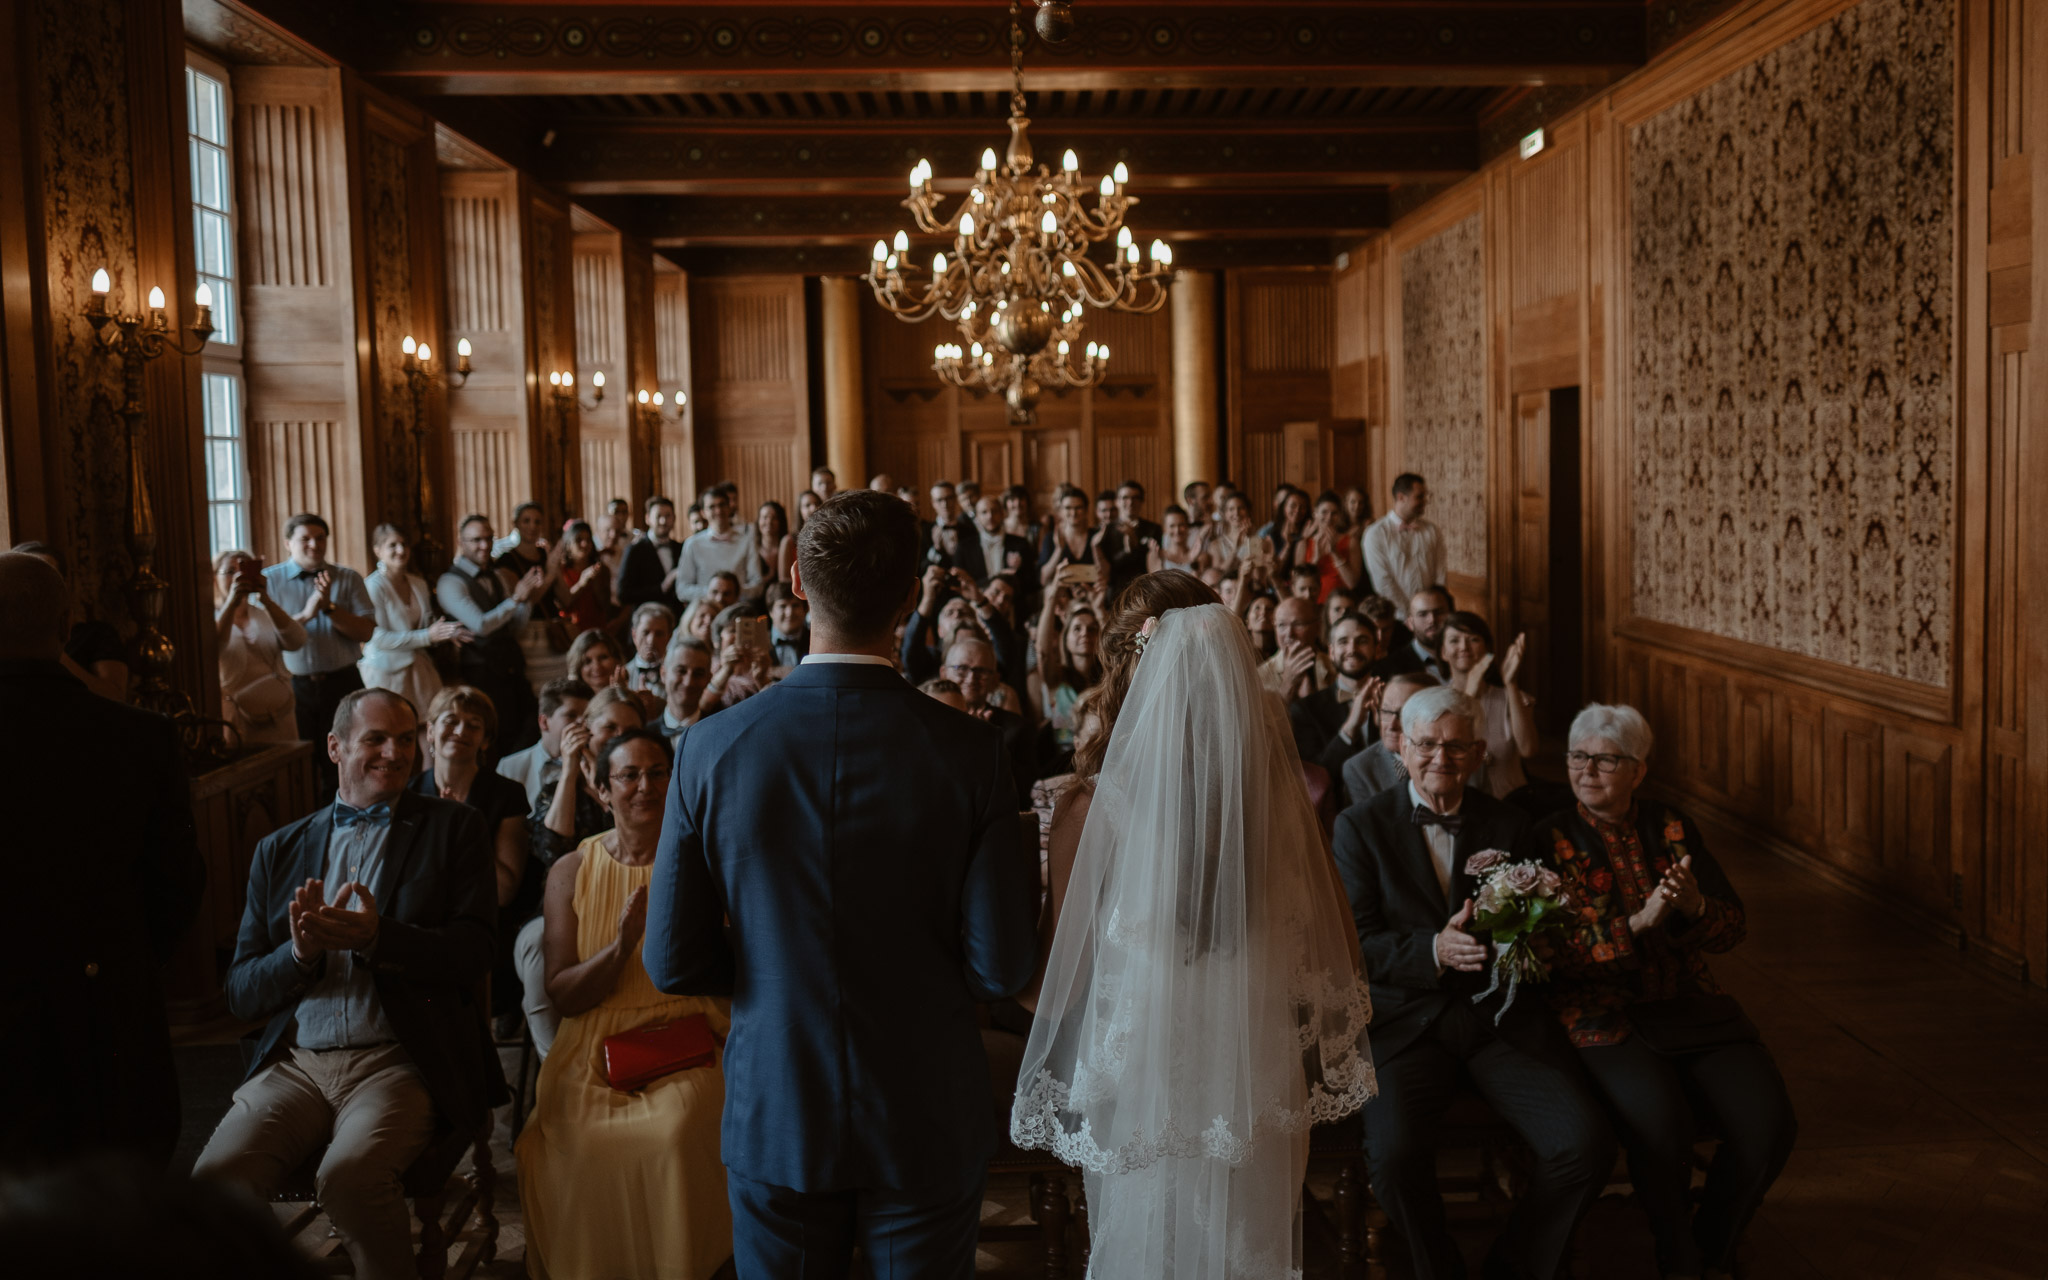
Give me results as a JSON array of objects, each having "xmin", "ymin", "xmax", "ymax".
[{"xmin": 645, "ymin": 658, "xmax": 1038, "ymax": 1278}]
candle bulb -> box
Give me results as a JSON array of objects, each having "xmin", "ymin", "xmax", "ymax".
[
  {"xmin": 1113, "ymin": 162, "xmax": 1129, "ymax": 186},
  {"xmin": 1099, "ymin": 175, "xmax": 1114, "ymax": 198},
  {"xmin": 193, "ymin": 282, "xmax": 214, "ymax": 336},
  {"xmin": 980, "ymin": 147, "xmax": 998, "ymax": 172},
  {"xmin": 1062, "ymin": 149, "xmax": 1079, "ymax": 172},
  {"xmin": 549, "ymin": 371, "xmax": 561, "ymax": 386},
  {"xmin": 872, "ymin": 239, "xmax": 888, "ymax": 263},
  {"xmin": 456, "ymin": 336, "xmax": 473, "ymax": 374},
  {"xmin": 892, "ymin": 230, "xmax": 908, "ymax": 254},
  {"xmin": 402, "ymin": 334, "xmax": 416, "ymax": 355},
  {"xmin": 654, "ymin": 392, "xmax": 665, "ymax": 407},
  {"xmin": 638, "ymin": 389, "xmax": 650, "ymax": 405},
  {"xmin": 932, "ymin": 251, "xmax": 947, "ymax": 274},
  {"xmin": 91, "ymin": 268, "xmax": 110, "ymax": 295},
  {"xmin": 959, "ymin": 212, "xmax": 975, "ymax": 238},
  {"xmin": 416, "ymin": 343, "xmax": 430, "ymax": 363},
  {"xmin": 591, "ymin": 370, "xmax": 604, "ymax": 401}
]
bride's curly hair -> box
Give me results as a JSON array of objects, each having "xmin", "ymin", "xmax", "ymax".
[{"xmin": 1069, "ymin": 571, "xmax": 1219, "ymax": 780}]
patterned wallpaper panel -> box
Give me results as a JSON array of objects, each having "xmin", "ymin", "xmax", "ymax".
[
  {"xmin": 1399, "ymin": 212, "xmax": 1488, "ymax": 580},
  {"xmin": 1627, "ymin": 0, "xmax": 1953, "ymax": 686}
]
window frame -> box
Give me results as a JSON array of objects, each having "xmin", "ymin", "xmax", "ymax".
[{"xmin": 185, "ymin": 51, "xmax": 252, "ymax": 558}]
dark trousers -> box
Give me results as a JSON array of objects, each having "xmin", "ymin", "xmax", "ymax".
[
  {"xmin": 1578, "ymin": 1035, "xmax": 1796, "ymax": 1274},
  {"xmin": 291, "ymin": 666, "xmax": 363, "ymax": 801},
  {"xmin": 1364, "ymin": 1001, "xmax": 1615, "ymax": 1280},
  {"xmin": 727, "ymin": 1169, "xmax": 985, "ymax": 1280}
]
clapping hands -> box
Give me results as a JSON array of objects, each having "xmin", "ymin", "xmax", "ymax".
[
  {"xmin": 616, "ymin": 885, "xmax": 649, "ymax": 954},
  {"xmin": 289, "ymin": 877, "xmax": 380, "ymax": 962},
  {"xmin": 1629, "ymin": 855, "xmax": 1706, "ymax": 934}
]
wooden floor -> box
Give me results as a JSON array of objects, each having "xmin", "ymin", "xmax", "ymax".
[{"xmin": 174, "ymin": 818, "xmax": 2048, "ymax": 1278}]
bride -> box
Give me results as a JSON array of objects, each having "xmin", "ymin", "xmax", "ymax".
[{"xmin": 1012, "ymin": 573, "xmax": 1376, "ymax": 1279}]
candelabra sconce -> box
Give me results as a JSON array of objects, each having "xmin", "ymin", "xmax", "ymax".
[
  {"xmin": 546, "ymin": 369, "xmax": 600, "ymax": 519},
  {"xmin": 397, "ymin": 334, "xmax": 474, "ymax": 575},
  {"xmin": 84, "ymin": 267, "xmax": 213, "ymax": 722},
  {"xmin": 634, "ymin": 388, "xmax": 687, "ymax": 497}
]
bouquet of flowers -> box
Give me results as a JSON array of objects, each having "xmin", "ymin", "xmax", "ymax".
[{"xmin": 1463, "ymin": 850, "xmax": 1572, "ymax": 1022}]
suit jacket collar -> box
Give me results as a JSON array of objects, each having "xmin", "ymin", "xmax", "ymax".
[{"xmin": 776, "ymin": 660, "xmax": 909, "ymax": 691}]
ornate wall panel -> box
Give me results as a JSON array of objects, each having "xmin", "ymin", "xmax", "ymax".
[
  {"xmin": 360, "ymin": 125, "xmax": 416, "ymax": 550},
  {"xmin": 442, "ymin": 172, "xmax": 530, "ymax": 533},
  {"xmin": 1626, "ymin": 0, "xmax": 1955, "ymax": 687},
  {"xmin": 689, "ymin": 274, "xmax": 808, "ymax": 509},
  {"xmin": 1397, "ymin": 213, "xmax": 1489, "ymax": 579},
  {"xmin": 571, "ymin": 231, "xmax": 631, "ymax": 517},
  {"xmin": 241, "ymin": 102, "xmax": 329, "ymax": 289},
  {"xmin": 443, "ymin": 193, "xmax": 504, "ymax": 331}
]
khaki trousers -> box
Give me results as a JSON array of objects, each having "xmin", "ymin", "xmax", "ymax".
[{"xmin": 193, "ymin": 1043, "xmax": 436, "ymax": 1280}]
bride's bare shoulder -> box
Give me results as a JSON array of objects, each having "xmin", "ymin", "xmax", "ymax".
[{"xmin": 1047, "ymin": 776, "xmax": 1094, "ymax": 835}]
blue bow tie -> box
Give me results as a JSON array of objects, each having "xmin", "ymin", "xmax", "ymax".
[{"xmin": 333, "ymin": 802, "xmax": 393, "ymax": 830}]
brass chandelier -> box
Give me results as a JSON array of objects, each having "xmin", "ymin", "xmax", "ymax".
[{"xmin": 865, "ymin": 0, "xmax": 1172, "ymax": 425}]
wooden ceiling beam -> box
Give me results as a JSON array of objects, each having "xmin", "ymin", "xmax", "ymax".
[
  {"xmin": 363, "ymin": 3, "xmax": 1645, "ymax": 95},
  {"xmin": 662, "ymin": 235, "xmax": 1345, "ymax": 278}
]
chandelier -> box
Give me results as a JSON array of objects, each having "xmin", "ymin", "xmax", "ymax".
[{"xmin": 865, "ymin": 0, "xmax": 1172, "ymax": 425}]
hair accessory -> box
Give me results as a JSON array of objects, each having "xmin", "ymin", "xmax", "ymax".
[{"xmin": 1133, "ymin": 614, "xmax": 1159, "ymax": 658}]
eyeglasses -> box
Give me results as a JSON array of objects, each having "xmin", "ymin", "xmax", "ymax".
[
  {"xmin": 945, "ymin": 664, "xmax": 998, "ymax": 680},
  {"xmin": 610, "ymin": 766, "xmax": 671, "ymax": 788},
  {"xmin": 1407, "ymin": 739, "xmax": 1479, "ymax": 758},
  {"xmin": 1565, "ymin": 751, "xmax": 1637, "ymax": 775}
]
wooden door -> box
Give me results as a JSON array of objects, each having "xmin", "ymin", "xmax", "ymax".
[
  {"xmin": 1025, "ymin": 429, "xmax": 1082, "ymax": 520},
  {"xmin": 1512, "ymin": 388, "xmax": 1583, "ymax": 737},
  {"xmin": 1282, "ymin": 420, "xmax": 1323, "ymax": 492},
  {"xmin": 963, "ymin": 429, "xmax": 1023, "ymax": 495}
]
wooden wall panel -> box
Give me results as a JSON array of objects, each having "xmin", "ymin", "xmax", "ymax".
[
  {"xmin": 441, "ymin": 171, "xmax": 530, "ymax": 533},
  {"xmin": 525, "ymin": 188, "xmax": 577, "ymax": 521},
  {"xmin": 1228, "ymin": 267, "xmax": 1336, "ymax": 517},
  {"xmin": 651, "ymin": 264, "xmax": 692, "ymax": 502},
  {"xmin": 572, "ymin": 227, "xmax": 630, "ymax": 517},
  {"xmin": 689, "ymin": 274, "xmax": 808, "ymax": 510}
]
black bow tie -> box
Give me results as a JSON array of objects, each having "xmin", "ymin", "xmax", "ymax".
[{"xmin": 1412, "ymin": 805, "xmax": 1462, "ymax": 834}]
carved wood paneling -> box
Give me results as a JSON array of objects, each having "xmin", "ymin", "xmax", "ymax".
[
  {"xmin": 1883, "ymin": 726, "xmax": 1954, "ymax": 917},
  {"xmin": 573, "ymin": 248, "xmax": 620, "ymax": 371},
  {"xmin": 526, "ymin": 191, "xmax": 578, "ymax": 520},
  {"xmin": 689, "ymin": 274, "xmax": 808, "ymax": 508},
  {"xmin": 1230, "ymin": 267, "xmax": 1338, "ymax": 513},
  {"xmin": 248, "ymin": 418, "xmax": 344, "ymax": 553},
  {"xmin": 580, "ymin": 434, "xmax": 628, "ymax": 517},
  {"xmin": 651, "ymin": 266, "xmax": 693, "ymax": 500},
  {"xmin": 1822, "ymin": 706, "xmax": 1886, "ymax": 872},
  {"xmin": 442, "ymin": 193, "xmax": 505, "ymax": 332},
  {"xmin": 240, "ymin": 101, "xmax": 329, "ymax": 288},
  {"xmin": 442, "ymin": 171, "xmax": 531, "ymax": 533},
  {"xmin": 451, "ymin": 427, "xmax": 521, "ymax": 536}
]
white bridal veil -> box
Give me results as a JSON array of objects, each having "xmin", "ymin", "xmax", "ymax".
[{"xmin": 1010, "ymin": 603, "xmax": 1376, "ymax": 1280}]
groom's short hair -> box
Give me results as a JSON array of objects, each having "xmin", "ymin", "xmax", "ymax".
[{"xmin": 796, "ymin": 489, "xmax": 920, "ymax": 640}]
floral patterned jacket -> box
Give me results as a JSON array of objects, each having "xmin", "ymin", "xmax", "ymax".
[{"xmin": 1540, "ymin": 798, "xmax": 1745, "ymax": 1047}]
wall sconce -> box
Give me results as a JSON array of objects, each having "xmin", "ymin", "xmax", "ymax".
[
  {"xmin": 84, "ymin": 266, "xmax": 214, "ymax": 721},
  {"xmin": 635, "ymin": 388, "xmax": 687, "ymax": 497},
  {"xmin": 396, "ymin": 332, "xmax": 478, "ymax": 573}
]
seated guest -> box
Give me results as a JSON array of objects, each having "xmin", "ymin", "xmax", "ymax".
[
  {"xmin": 498, "ymin": 677, "xmax": 594, "ymax": 809},
  {"xmin": 1342, "ymin": 673, "xmax": 1472, "ymax": 809},
  {"xmin": 766, "ymin": 582, "xmax": 810, "ymax": 670},
  {"xmin": 518, "ymin": 729, "xmax": 733, "ymax": 1280},
  {"xmin": 948, "ymin": 568, "xmax": 1028, "ymax": 700},
  {"xmin": 658, "ymin": 638, "xmax": 715, "ymax": 741},
  {"xmin": 1331, "ymin": 684, "xmax": 1613, "ymax": 1280},
  {"xmin": 943, "ymin": 634, "xmax": 1035, "ymax": 800},
  {"xmin": 614, "ymin": 496, "xmax": 681, "ymax": 613},
  {"xmin": 1299, "ymin": 489, "xmax": 1363, "ymax": 601},
  {"xmin": 213, "ymin": 548, "xmax": 307, "ymax": 746},
  {"xmin": 1541, "ymin": 704, "xmax": 1796, "ymax": 1280},
  {"xmin": 757, "ymin": 499, "xmax": 796, "ymax": 588},
  {"xmin": 1361, "ymin": 595, "xmax": 1407, "ymax": 674},
  {"xmin": 567, "ymin": 627, "xmax": 628, "ymax": 694},
  {"xmin": 919, "ymin": 676, "xmax": 972, "ymax": 713},
  {"xmin": 439, "ymin": 514, "xmax": 546, "ymax": 756},
  {"xmin": 523, "ymin": 685, "xmax": 646, "ymax": 1056},
  {"xmin": 360, "ymin": 525, "xmax": 464, "ymax": 718},
  {"xmin": 1243, "ymin": 590, "xmax": 1278, "ymax": 659},
  {"xmin": 702, "ymin": 606, "xmax": 772, "ymax": 715},
  {"xmin": 266, "ymin": 513, "xmax": 378, "ymax": 795},
  {"xmin": 1378, "ymin": 586, "xmax": 1455, "ymax": 683},
  {"xmin": 0, "ymin": 552, "xmax": 203, "ymax": 1167},
  {"xmin": 1261, "ymin": 595, "xmax": 1334, "ymax": 701},
  {"xmin": 8, "ymin": 541, "xmax": 131, "ymax": 702},
  {"xmin": 552, "ymin": 519, "xmax": 614, "ymax": 639},
  {"xmin": 1441, "ymin": 610, "xmax": 1539, "ymax": 803},
  {"xmin": 416, "ymin": 686, "xmax": 529, "ymax": 909},
  {"xmin": 1028, "ymin": 584, "xmax": 1101, "ymax": 777},
  {"xmin": 676, "ymin": 486, "xmax": 764, "ymax": 606},
  {"xmin": 1288, "ymin": 611, "xmax": 1385, "ymax": 778},
  {"xmin": 625, "ymin": 602, "xmax": 677, "ymax": 709},
  {"xmin": 193, "ymin": 688, "xmax": 503, "ymax": 1280}
]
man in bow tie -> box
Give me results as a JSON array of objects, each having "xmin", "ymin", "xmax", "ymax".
[
  {"xmin": 193, "ymin": 687, "xmax": 504, "ymax": 1280},
  {"xmin": 1331, "ymin": 684, "xmax": 1612, "ymax": 1280}
]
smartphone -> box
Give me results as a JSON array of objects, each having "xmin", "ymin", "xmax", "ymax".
[
  {"xmin": 736, "ymin": 615, "xmax": 770, "ymax": 654},
  {"xmin": 1057, "ymin": 562, "xmax": 1098, "ymax": 587}
]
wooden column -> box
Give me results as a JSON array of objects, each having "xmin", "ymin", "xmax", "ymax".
[
  {"xmin": 524, "ymin": 186, "xmax": 577, "ymax": 524},
  {"xmin": 1170, "ymin": 270, "xmax": 1217, "ymax": 497},
  {"xmin": 819, "ymin": 275, "xmax": 867, "ymax": 487}
]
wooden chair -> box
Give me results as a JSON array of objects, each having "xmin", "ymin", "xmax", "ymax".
[{"xmin": 269, "ymin": 1123, "xmax": 499, "ymax": 1279}]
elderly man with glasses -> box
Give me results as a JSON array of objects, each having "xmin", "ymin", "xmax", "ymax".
[
  {"xmin": 941, "ymin": 633, "xmax": 1036, "ymax": 799},
  {"xmin": 1331, "ymin": 684, "xmax": 1613, "ymax": 1280}
]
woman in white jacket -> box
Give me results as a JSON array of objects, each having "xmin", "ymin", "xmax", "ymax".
[
  {"xmin": 212, "ymin": 549, "xmax": 306, "ymax": 746},
  {"xmin": 360, "ymin": 523, "xmax": 468, "ymax": 715}
]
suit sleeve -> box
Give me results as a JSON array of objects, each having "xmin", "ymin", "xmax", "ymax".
[
  {"xmin": 959, "ymin": 731, "xmax": 1037, "ymax": 1000},
  {"xmin": 644, "ymin": 759, "xmax": 736, "ymax": 995},
  {"xmin": 1332, "ymin": 808, "xmax": 1443, "ymax": 991},
  {"xmin": 140, "ymin": 716, "xmax": 205, "ymax": 961},
  {"xmin": 364, "ymin": 806, "xmax": 497, "ymax": 987},
  {"xmin": 223, "ymin": 831, "xmax": 321, "ymax": 1024}
]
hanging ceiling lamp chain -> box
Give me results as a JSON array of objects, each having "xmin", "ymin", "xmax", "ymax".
[{"xmin": 866, "ymin": 0, "xmax": 1171, "ymax": 424}]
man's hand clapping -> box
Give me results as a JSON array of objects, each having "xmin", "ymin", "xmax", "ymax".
[
  {"xmin": 289, "ymin": 877, "xmax": 379, "ymax": 961},
  {"xmin": 512, "ymin": 567, "xmax": 547, "ymax": 605}
]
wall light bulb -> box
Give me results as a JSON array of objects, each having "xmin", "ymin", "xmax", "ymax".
[
  {"xmin": 457, "ymin": 337, "xmax": 472, "ymax": 357},
  {"xmin": 1063, "ymin": 149, "xmax": 1079, "ymax": 172},
  {"xmin": 147, "ymin": 286, "xmax": 165, "ymax": 309},
  {"xmin": 892, "ymin": 229, "xmax": 909, "ymax": 253},
  {"xmin": 416, "ymin": 343, "xmax": 431, "ymax": 362},
  {"xmin": 638, "ymin": 389, "xmax": 650, "ymax": 404},
  {"xmin": 91, "ymin": 268, "xmax": 110, "ymax": 294},
  {"xmin": 654, "ymin": 392, "xmax": 665, "ymax": 406},
  {"xmin": 402, "ymin": 334, "xmax": 417, "ymax": 354},
  {"xmin": 592, "ymin": 370, "xmax": 604, "ymax": 388},
  {"xmin": 195, "ymin": 282, "xmax": 212, "ymax": 307}
]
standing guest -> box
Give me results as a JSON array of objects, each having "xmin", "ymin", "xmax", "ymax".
[
  {"xmin": 1092, "ymin": 480, "xmax": 1161, "ymax": 603},
  {"xmin": 658, "ymin": 638, "xmax": 715, "ymax": 742},
  {"xmin": 567, "ymin": 628, "xmax": 629, "ymax": 695},
  {"xmin": 551, "ymin": 520, "xmax": 614, "ymax": 639},
  {"xmin": 1363, "ymin": 473, "xmax": 1448, "ymax": 606},
  {"xmin": 685, "ymin": 502, "xmax": 710, "ymax": 537},
  {"xmin": 521, "ymin": 729, "xmax": 732, "ymax": 1280},
  {"xmin": 596, "ymin": 498, "xmax": 638, "ymax": 582},
  {"xmin": 1341, "ymin": 672, "xmax": 1443, "ymax": 809},
  {"xmin": 1286, "ymin": 561, "xmax": 1324, "ymax": 603},
  {"xmin": 868, "ymin": 472, "xmax": 896, "ymax": 493},
  {"xmin": 1091, "ymin": 488, "xmax": 1117, "ymax": 534},
  {"xmin": 1037, "ymin": 485, "xmax": 1101, "ymax": 589},
  {"xmin": 615, "ymin": 496, "xmax": 682, "ymax": 614},
  {"xmin": 766, "ymin": 582, "xmax": 811, "ymax": 669},
  {"xmin": 1300, "ymin": 490, "xmax": 1364, "ymax": 600},
  {"xmin": 624, "ymin": 602, "xmax": 677, "ymax": 708},
  {"xmin": 1341, "ymin": 483, "xmax": 1372, "ymax": 533},
  {"xmin": 1261, "ymin": 595, "xmax": 1334, "ymax": 702},
  {"xmin": 680, "ymin": 570, "xmax": 741, "ymax": 643},
  {"xmin": 1289, "ymin": 611, "xmax": 1387, "ymax": 779},
  {"xmin": 757, "ymin": 500, "xmax": 796, "ymax": 588},
  {"xmin": 360, "ymin": 525, "xmax": 464, "ymax": 718},
  {"xmin": 497, "ymin": 677, "xmax": 594, "ymax": 810},
  {"xmin": 956, "ymin": 478, "xmax": 983, "ymax": 512},
  {"xmin": 265, "ymin": 514, "xmax": 378, "ymax": 797},
  {"xmin": 676, "ymin": 486, "xmax": 764, "ymax": 605},
  {"xmin": 962, "ymin": 494, "xmax": 1034, "ymax": 594},
  {"xmin": 1260, "ymin": 486, "xmax": 1312, "ymax": 568},
  {"xmin": 1331, "ymin": 685, "xmax": 1613, "ymax": 1280},
  {"xmin": 811, "ymin": 466, "xmax": 839, "ymax": 503},
  {"xmin": 645, "ymin": 490, "xmax": 1035, "ymax": 1279},
  {"xmin": 1441, "ymin": 611, "xmax": 1538, "ymax": 802},
  {"xmin": 494, "ymin": 502, "xmax": 552, "ymax": 587},
  {"xmin": 192, "ymin": 689, "xmax": 504, "ymax": 1280},
  {"xmin": 439, "ymin": 515, "xmax": 546, "ymax": 757},
  {"xmin": 1182, "ymin": 479, "xmax": 1214, "ymax": 534},
  {"xmin": 944, "ymin": 633, "xmax": 1036, "ymax": 800},
  {"xmin": 416, "ymin": 686, "xmax": 530, "ymax": 910},
  {"xmin": 214, "ymin": 548, "xmax": 308, "ymax": 746},
  {"xmin": 1380, "ymin": 586, "xmax": 1455, "ymax": 683},
  {"xmin": 1028, "ymin": 585, "xmax": 1101, "ymax": 777},
  {"xmin": 0, "ymin": 552, "xmax": 203, "ymax": 1166},
  {"xmin": 901, "ymin": 565, "xmax": 987, "ymax": 687},
  {"xmin": 1147, "ymin": 504, "xmax": 1205, "ymax": 575},
  {"xmin": 923, "ymin": 479, "xmax": 973, "ymax": 553},
  {"xmin": 1541, "ymin": 704, "xmax": 1796, "ymax": 1280},
  {"xmin": 8, "ymin": 541, "xmax": 131, "ymax": 701},
  {"xmin": 1206, "ymin": 490, "xmax": 1270, "ymax": 580},
  {"xmin": 495, "ymin": 503, "xmax": 566, "ymax": 688},
  {"xmin": 796, "ymin": 488, "xmax": 823, "ymax": 529},
  {"xmin": 1001, "ymin": 483, "xmax": 1041, "ymax": 551}
]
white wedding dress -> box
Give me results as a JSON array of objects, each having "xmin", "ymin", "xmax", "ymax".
[{"xmin": 1011, "ymin": 602, "xmax": 1376, "ymax": 1280}]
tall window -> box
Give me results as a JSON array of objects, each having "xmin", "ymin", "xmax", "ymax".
[{"xmin": 186, "ymin": 58, "xmax": 250, "ymax": 556}]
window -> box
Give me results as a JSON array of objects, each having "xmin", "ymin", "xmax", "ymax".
[{"xmin": 186, "ymin": 60, "xmax": 250, "ymax": 556}]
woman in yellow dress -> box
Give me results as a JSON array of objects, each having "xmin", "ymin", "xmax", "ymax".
[{"xmin": 517, "ymin": 728, "xmax": 733, "ymax": 1279}]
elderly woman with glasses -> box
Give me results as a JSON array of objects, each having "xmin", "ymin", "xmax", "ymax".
[{"xmin": 1539, "ymin": 703, "xmax": 1796, "ymax": 1280}]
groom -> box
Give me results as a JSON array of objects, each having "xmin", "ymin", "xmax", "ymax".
[{"xmin": 646, "ymin": 489, "xmax": 1039, "ymax": 1279}]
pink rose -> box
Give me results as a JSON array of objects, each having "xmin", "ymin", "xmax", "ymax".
[
  {"xmin": 1502, "ymin": 863, "xmax": 1545, "ymax": 895},
  {"xmin": 1465, "ymin": 849, "xmax": 1509, "ymax": 876}
]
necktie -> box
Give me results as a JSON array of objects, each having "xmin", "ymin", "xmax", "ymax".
[
  {"xmin": 333, "ymin": 802, "xmax": 393, "ymax": 829},
  {"xmin": 1412, "ymin": 805, "xmax": 1462, "ymax": 834}
]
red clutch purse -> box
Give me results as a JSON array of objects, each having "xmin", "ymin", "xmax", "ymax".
[{"xmin": 601, "ymin": 1013, "xmax": 718, "ymax": 1092}]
